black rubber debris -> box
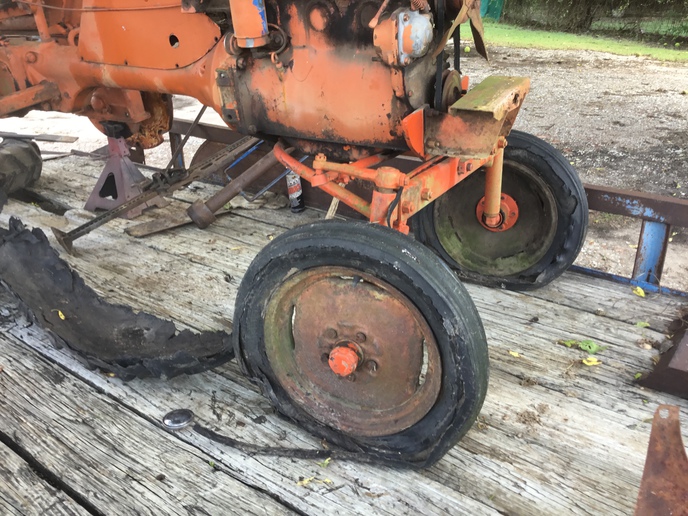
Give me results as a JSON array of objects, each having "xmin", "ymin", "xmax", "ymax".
[{"xmin": 0, "ymin": 217, "xmax": 234, "ymax": 380}]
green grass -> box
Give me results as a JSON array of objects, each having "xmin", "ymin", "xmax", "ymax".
[{"xmin": 464, "ymin": 21, "xmax": 688, "ymax": 62}]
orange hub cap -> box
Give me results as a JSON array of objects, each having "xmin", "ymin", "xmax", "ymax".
[{"xmin": 328, "ymin": 345, "xmax": 359, "ymax": 377}]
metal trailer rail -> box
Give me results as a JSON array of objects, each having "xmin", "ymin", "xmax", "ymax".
[{"xmin": 170, "ymin": 118, "xmax": 688, "ymax": 297}]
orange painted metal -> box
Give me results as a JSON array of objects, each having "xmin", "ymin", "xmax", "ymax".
[
  {"xmin": 0, "ymin": 1, "xmax": 531, "ymax": 237},
  {"xmin": 0, "ymin": 81, "xmax": 60, "ymax": 116},
  {"xmin": 476, "ymin": 193, "xmax": 519, "ymax": 232},
  {"xmin": 274, "ymin": 143, "xmax": 372, "ymax": 219},
  {"xmin": 482, "ymin": 140, "xmax": 505, "ymax": 227},
  {"xmin": 328, "ymin": 344, "xmax": 360, "ymax": 377},
  {"xmin": 29, "ymin": 3, "xmax": 52, "ymax": 41},
  {"xmin": 228, "ymin": 0, "xmax": 270, "ymax": 48},
  {"xmin": 78, "ymin": 1, "xmax": 221, "ymax": 69}
]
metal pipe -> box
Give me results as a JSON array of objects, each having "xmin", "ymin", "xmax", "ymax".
[
  {"xmin": 482, "ymin": 143, "xmax": 505, "ymax": 227},
  {"xmin": 274, "ymin": 142, "xmax": 372, "ymax": 219},
  {"xmin": 187, "ymin": 148, "xmax": 293, "ymax": 229},
  {"xmin": 227, "ymin": 0, "xmax": 270, "ymax": 48},
  {"xmin": 30, "ymin": 4, "xmax": 51, "ymax": 41}
]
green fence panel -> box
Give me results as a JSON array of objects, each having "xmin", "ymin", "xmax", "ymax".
[{"xmin": 480, "ymin": 0, "xmax": 505, "ymax": 20}]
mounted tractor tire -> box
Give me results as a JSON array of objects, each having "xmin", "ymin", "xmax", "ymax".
[
  {"xmin": 233, "ymin": 220, "xmax": 489, "ymax": 467},
  {"xmin": 415, "ymin": 130, "xmax": 588, "ymax": 290}
]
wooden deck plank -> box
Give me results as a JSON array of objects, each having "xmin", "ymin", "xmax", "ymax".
[
  {"xmin": 1, "ymin": 155, "xmax": 688, "ymax": 515},
  {"xmin": 0, "ymin": 325, "xmax": 301, "ymax": 516},
  {"xmin": 0, "ymin": 291, "xmax": 500, "ymax": 516},
  {"xmin": 0, "ymin": 441, "xmax": 90, "ymax": 516}
]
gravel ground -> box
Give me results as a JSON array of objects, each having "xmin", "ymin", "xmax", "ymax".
[{"xmin": 2, "ymin": 44, "xmax": 687, "ymax": 291}]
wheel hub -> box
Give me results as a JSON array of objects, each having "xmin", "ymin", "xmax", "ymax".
[
  {"xmin": 328, "ymin": 344, "xmax": 360, "ymax": 377},
  {"xmin": 476, "ymin": 193, "xmax": 519, "ymax": 232},
  {"xmin": 263, "ymin": 267, "xmax": 441, "ymax": 437}
]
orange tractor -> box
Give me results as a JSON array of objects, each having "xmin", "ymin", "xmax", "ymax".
[{"xmin": 0, "ymin": 0, "xmax": 587, "ymax": 466}]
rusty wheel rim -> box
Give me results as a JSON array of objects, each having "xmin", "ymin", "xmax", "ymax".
[{"xmin": 263, "ymin": 267, "xmax": 442, "ymax": 437}]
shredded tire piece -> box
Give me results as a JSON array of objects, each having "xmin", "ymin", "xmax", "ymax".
[
  {"xmin": 192, "ymin": 424, "xmax": 397, "ymax": 466},
  {"xmin": 0, "ymin": 217, "xmax": 233, "ymax": 380}
]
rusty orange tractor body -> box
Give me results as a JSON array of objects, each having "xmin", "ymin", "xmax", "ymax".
[
  {"xmin": 0, "ymin": 1, "xmax": 588, "ymax": 466},
  {"xmin": 0, "ymin": 0, "xmax": 529, "ymax": 232}
]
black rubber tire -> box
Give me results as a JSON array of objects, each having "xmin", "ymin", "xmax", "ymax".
[
  {"xmin": 415, "ymin": 130, "xmax": 588, "ymax": 290},
  {"xmin": 233, "ymin": 220, "xmax": 488, "ymax": 467},
  {"xmin": 0, "ymin": 139, "xmax": 42, "ymax": 194}
]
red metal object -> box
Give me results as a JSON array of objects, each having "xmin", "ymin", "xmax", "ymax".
[
  {"xmin": 476, "ymin": 193, "xmax": 519, "ymax": 232},
  {"xmin": 328, "ymin": 344, "xmax": 360, "ymax": 377},
  {"xmin": 635, "ymin": 405, "xmax": 688, "ymax": 516}
]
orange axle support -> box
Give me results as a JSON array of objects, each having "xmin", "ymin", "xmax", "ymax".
[
  {"xmin": 274, "ymin": 141, "xmax": 506, "ymax": 234},
  {"xmin": 482, "ymin": 138, "xmax": 506, "ymax": 228}
]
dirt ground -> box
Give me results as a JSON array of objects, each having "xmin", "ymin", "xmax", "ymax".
[{"xmin": 2, "ymin": 44, "xmax": 687, "ymax": 290}]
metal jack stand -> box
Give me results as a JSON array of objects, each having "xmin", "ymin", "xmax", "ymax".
[{"xmin": 84, "ymin": 137, "xmax": 168, "ymax": 219}]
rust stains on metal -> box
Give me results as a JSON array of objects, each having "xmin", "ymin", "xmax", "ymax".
[
  {"xmin": 262, "ymin": 266, "xmax": 442, "ymax": 437},
  {"xmin": 635, "ymin": 405, "xmax": 688, "ymax": 516}
]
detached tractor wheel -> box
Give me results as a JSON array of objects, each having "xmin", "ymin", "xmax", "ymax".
[
  {"xmin": 415, "ymin": 130, "xmax": 588, "ymax": 290},
  {"xmin": 233, "ymin": 220, "xmax": 488, "ymax": 467},
  {"xmin": 0, "ymin": 138, "xmax": 42, "ymax": 194}
]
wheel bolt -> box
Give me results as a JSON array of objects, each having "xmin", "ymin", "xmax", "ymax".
[
  {"xmin": 364, "ymin": 360, "xmax": 378, "ymax": 376},
  {"xmin": 324, "ymin": 328, "xmax": 337, "ymax": 339},
  {"xmin": 355, "ymin": 332, "xmax": 367, "ymax": 343}
]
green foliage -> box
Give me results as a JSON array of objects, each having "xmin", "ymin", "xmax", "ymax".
[
  {"xmin": 501, "ymin": 0, "xmax": 688, "ymax": 43},
  {"xmin": 474, "ymin": 21, "xmax": 688, "ymax": 62}
]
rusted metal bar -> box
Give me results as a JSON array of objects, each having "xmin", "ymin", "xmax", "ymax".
[
  {"xmin": 635, "ymin": 405, "xmax": 688, "ymax": 515},
  {"xmin": 0, "ymin": 131, "xmax": 78, "ymax": 143},
  {"xmin": 170, "ymin": 119, "xmax": 247, "ymax": 146},
  {"xmin": 585, "ymin": 183, "xmax": 688, "ymax": 228},
  {"xmin": 0, "ymin": 82, "xmax": 60, "ymax": 117},
  {"xmin": 187, "ymin": 148, "xmax": 290, "ymax": 229},
  {"xmin": 274, "ymin": 142, "xmax": 372, "ymax": 219},
  {"xmin": 640, "ymin": 331, "xmax": 688, "ymax": 398}
]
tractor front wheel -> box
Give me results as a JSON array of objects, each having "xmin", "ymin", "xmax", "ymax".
[
  {"xmin": 415, "ymin": 130, "xmax": 588, "ymax": 290},
  {"xmin": 233, "ymin": 220, "xmax": 488, "ymax": 467}
]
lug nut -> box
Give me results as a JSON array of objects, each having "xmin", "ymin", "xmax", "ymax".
[
  {"xmin": 355, "ymin": 332, "xmax": 367, "ymax": 343},
  {"xmin": 324, "ymin": 328, "xmax": 338, "ymax": 339}
]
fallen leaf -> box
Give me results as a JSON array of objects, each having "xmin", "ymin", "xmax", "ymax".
[
  {"xmin": 632, "ymin": 286, "xmax": 646, "ymax": 298},
  {"xmin": 634, "ymin": 372, "xmax": 643, "ymax": 380},
  {"xmin": 582, "ymin": 356, "xmax": 602, "ymax": 366},
  {"xmin": 578, "ymin": 340, "xmax": 607, "ymax": 354},
  {"xmin": 317, "ymin": 457, "xmax": 332, "ymax": 468},
  {"xmin": 297, "ymin": 476, "xmax": 315, "ymax": 487},
  {"xmin": 52, "ymin": 309, "xmax": 66, "ymax": 320},
  {"xmin": 559, "ymin": 339, "xmax": 578, "ymax": 348},
  {"xmin": 635, "ymin": 321, "xmax": 650, "ymax": 328},
  {"xmin": 508, "ymin": 350, "xmax": 521, "ymax": 358}
]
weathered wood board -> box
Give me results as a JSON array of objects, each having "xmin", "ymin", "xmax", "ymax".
[{"xmin": 0, "ymin": 154, "xmax": 687, "ymax": 515}]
